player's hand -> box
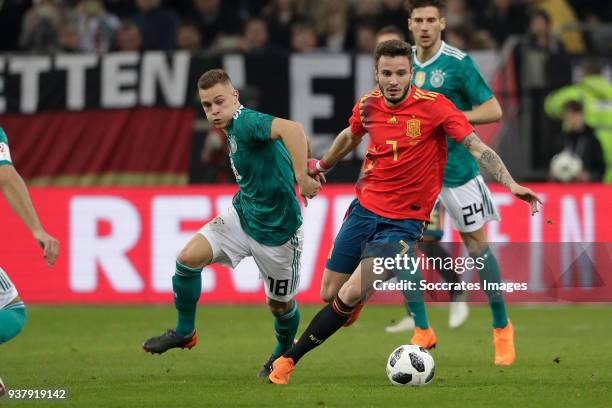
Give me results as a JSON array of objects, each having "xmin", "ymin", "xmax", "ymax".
[
  {"xmin": 307, "ymin": 158, "xmax": 330, "ymax": 183},
  {"xmin": 510, "ymin": 183, "xmax": 542, "ymax": 215},
  {"xmin": 33, "ymin": 229, "xmax": 59, "ymax": 267},
  {"xmin": 297, "ymin": 173, "xmax": 322, "ymax": 207}
]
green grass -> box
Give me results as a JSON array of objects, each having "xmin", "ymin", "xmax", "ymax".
[{"xmin": 2, "ymin": 305, "xmax": 611, "ymax": 407}]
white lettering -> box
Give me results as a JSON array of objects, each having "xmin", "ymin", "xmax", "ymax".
[
  {"xmin": 290, "ymin": 55, "xmax": 351, "ymax": 156},
  {"xmin": 151, "ymin": 196, "xmax": 211, "ymax": 292},
  {"xmin": 140, "ymin": 52, "xmax": 190, "ymax": 106},
  {"xmin": 102, "ymin": 52, "xmax": 139, "ymax": 108},
  {"xmin": 9, "ymin": 56, "xmax": 52, "ymax": 113},
  {"xmin": 223, "ymin": 54, "xmax": 245, "ymax": 89},
  {"xmin": 55, "ymin": 54, "xmax": 98, "ymax": 110},
  {"xmin": 70, "ymin": 196, "xmax": 143, "ymax": 292}
]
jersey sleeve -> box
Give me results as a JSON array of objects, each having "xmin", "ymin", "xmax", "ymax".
[
  {"xmin": 348, "ymin": 98, "xmax": 367, "ymax": 138},
  {"xmin": 436, "ymin": 95, "xmax": 474, "ymax": 142},
  {"xmin": 0, "ymin": 128, "xmax": 13, "ymax": 166},
  {"xmin": 460, "ymin": 55, "xmax": 494, "ymax": 107},
  {"xmin": 242, "ymin": 110, "xmax": 275, "ymax": 143}
]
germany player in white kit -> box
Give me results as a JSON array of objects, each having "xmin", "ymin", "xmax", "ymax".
[{"xmin": 0, "ymin": 127, "xmax": 59, "ymax": 395}]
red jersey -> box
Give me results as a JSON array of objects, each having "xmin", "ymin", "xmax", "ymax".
[{"xmin": 349, "ymin": 86, "xmax": 473, "ymax": 221}]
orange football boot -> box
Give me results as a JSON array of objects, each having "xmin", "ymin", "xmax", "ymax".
[
  {"xmin": 268, "ymin": 356, "xmax": 295, "ymax": 385},
  {"xmin": 494, "ymin": 320, "xmax": 515, "ymax": 365},
  {"xmin": 410, "ymin": 326, "xmax": 437, "ymax": 349}
]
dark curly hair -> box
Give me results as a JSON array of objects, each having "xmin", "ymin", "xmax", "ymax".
[{"xmin": 374, "ymin": 39, "xmax": 412, "ymax": 66}]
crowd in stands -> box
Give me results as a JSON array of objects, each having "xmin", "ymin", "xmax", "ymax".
[{"xmin": 0, "ymin": 0, "xmax": 610, "ymax": 54}]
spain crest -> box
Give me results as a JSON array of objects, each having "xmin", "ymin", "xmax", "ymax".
[
  {"xmin": 406, "ymin": 119, "xmax": 421, "ymax": 138},
  {"xmin": 414, "ymin": 71, "xmax": 426, "ymax": 87}
]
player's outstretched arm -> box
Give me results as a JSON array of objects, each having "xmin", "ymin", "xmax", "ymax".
[
  {"xmin": 464, "ymin": 97, "xmax": 502, "ymax": 124},
  {"xmin": 321, "ymin": 127, "xmax": 361, "ymax": 167},
  {"xmin": 270, "ymin": 118, "xmax": 321, "ymax": 205},
  {"xmin": 462, "ymin": 132, "xmax": 542, "ymax": 215},
  {"xmin": 307, "ymin": 127, "xmax": 362, "ymax": 178},
  {"xmin": 0, "ymin": 165, "xmax": 59, "ymax": 266}
]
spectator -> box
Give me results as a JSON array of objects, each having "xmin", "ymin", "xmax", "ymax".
[
  {"xmin": 549, "ymin": 100, "xmax": 605, "ymax": 182},
  {"xmin": 132, "ymin": 0, "xmax": 178, "ymax": 50},
  {"xmin": 545, "ymin": 60, "xmax": 612, "ymax": 182},
  {"xmin": 350, "ymin": 0, "xmax": 382, "ymax": 24},
  {"xmin": 444, "ymin": 0, "xmax": 472, "ymax": 30},
  {"xmin": 240, "ymin": 18, "xmax": 278, "ymax": 54},
  {"xmin": 291, "ymin": 22, "xmax": 318, "ymax": 53},
  {"xmin": 527, "ymin": 10, "xmax": 564, "ymax": 53},
  {"xmin": 192, "ymin": 0, "xmax": 243, "ymax": 49},
  {"xmin": 345, "ymin": 0, "xmax": 382, "ymax": 50},
  {"xmin": 262, "ymin": 0, "xmax": 305, "ymax": 51},
  {"xmin": 375, "ymin": 25, "xmax": 404, "ymax": 43},
  {"xmin": 582, "ymin": 13, "xmax": 612, "ymax": 53},
  {"xmin": 57, "ymin": 21, "xmax": 81, "ymax": 52},
  {"xmin": 176, "ymin": 21, "xmax": 203, "ymax": 52},
  {"xmin": 312, "ymin": 0, "xmax": 349, "ymax": 52},
  {"xmin": 355, "ymin": 23, "xmax": 377, "ymax": 53},
  {"xmin": 114, "ymin": 20, "xmax": 142, "ymax": 51},
  {"xmin": 103, "ymin": 0, "xmax": 139, "ymax": 19},
  {"xmin": 478, "ymin": 0, "xmax": 528, "ymax": 48},
  {"xmin": 535, "ymin": 0, "xmax": 585, "ymax": 54},
  {"xmin": 19, "ymin": 0, "xmax": 65, "ymax": 53},
  {"xmin": 73, "ymin": 0, "xmax": 120, "ymax": 53},
  {"xmin": 378, "ymin": 0, "xmax": 409, "ymax": 39}
]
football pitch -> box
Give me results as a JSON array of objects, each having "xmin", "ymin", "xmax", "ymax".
[{"xmin": 2, "ymin": 305, "xmax": 611, "ymax": 407}]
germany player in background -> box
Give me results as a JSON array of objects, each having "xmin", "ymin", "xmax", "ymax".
[
  {"xmin": 386, "ymin": 0, "xmax": 512, "ymax": 348},
  {"xmin": 0, "ymin": 127, "xmax": 59, "ymax": 396},
  {"xmin": 269, "ymin": 40, "xmax": 540, "ymax": 384},
  {"xmin": 143, "ymin": 69, "xmax": 321, "ymax": 378}
]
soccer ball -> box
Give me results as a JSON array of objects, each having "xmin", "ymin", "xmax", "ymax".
[
  {"xmin": 550, "ymin": 150, "xmax": 583, "ymax": 182},
  {"xmin": 386, "ymin": 345, "xmax": 435, "ymax": 386}
]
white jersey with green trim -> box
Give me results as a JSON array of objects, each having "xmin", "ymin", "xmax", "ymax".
[{"xmin": 0, "ymin": 267, "xmax": 18, "ymax": 309}]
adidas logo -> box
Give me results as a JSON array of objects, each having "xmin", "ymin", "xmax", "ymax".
[{"xmin": 387, "ymin": 116, "xmax": 398, "ymax": 124}]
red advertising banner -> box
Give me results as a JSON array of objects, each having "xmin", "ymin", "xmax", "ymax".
[{"xmin": 1, "ymin": 184, "xmax": 610, "ymax": 304}]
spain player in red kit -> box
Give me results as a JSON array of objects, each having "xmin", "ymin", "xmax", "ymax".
[{"xmin": 269, "ymin": 40, "xmax": 540, "ymax": 384}]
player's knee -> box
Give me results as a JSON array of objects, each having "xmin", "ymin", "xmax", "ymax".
[
  {"xmin": 465, "ymin": 242, "xmax": 487, "ymax": 258},
  {"xmin": 267, "ymin": 298, "xmax": 293, "ymax": 315},
  {"xmin": 461, "ymin": 229, "xmax": 488, "ymax": 258},
  {"xmin": 338, "ymin": 281, "xmax": 361, "ymax": 307},
  {"xmin": 177, "ymin": 246, "xmax": 211, "ymax": 269},
  {"xmin": 176, "ymin": 252, "xmax": 200, "ymax": 269},
  {"xmin": 320, "ymin": 286, "xmax": 337, "ymax": 303}
]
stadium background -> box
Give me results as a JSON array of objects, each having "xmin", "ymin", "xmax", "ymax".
[{"xmin": 0, "ymin": 0, "xmax": 611, "ymax": 304}]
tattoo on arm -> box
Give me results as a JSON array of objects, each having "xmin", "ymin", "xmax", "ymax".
[
  {"xmin": 462, "ymin": 132, "xmax": 515, "ymax": 188},
  {"xmin": 478, "ymin": 149, "xmax": 515, "ymax": 188},
  {"xmin": 462, "ymin": 133, "xmax": 477, "ymax": 151}
]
